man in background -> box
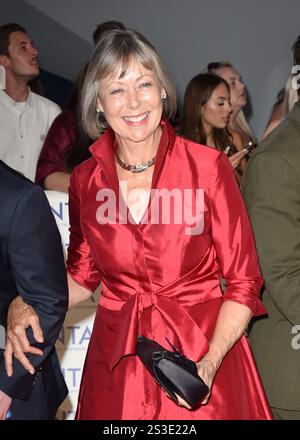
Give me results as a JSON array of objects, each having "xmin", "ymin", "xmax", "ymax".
[
  {"xmin": 0, "ymin": 160, "xmax": 68, "ymax": 419},
  {"xmin": 0, "ymin": 23, "xmax": 60, "ymax": 181},
  {"xmin": 241, "ymin": 35, "xmax": 300, "ymax": 419}
]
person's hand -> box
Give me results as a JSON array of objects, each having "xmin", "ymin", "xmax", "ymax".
[
  {"xmin": 163, "ymin": 357, "xmax": 217, "ymax": 410},
  {"xmin": 224, "ymin": 147, "xmax": 248, "ymax": 170},
  {"xmin": 161, "ymin": 388, "xmax": 194, "ymax": 409},
  {"xmin": 172, "ymin": 358, "xmax": 217, "ymax": 410},
  {"xmin": 195, "ymin": 357, "xmax": 218, "ymax": 404},
  {"xmin": 5, "ymin": 296, "xmax": 44, "ymax": 377},
  {"xmin": 0, "ymin": 390, "xmax": 12, "ymax": 420}
]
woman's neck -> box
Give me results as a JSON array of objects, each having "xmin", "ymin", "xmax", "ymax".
[
  {"xmin": 228, "ymin": 114, "xmax": 251, "ymax": 146},
  {"xmin": 115, "ymin": 125, "xmax": 162, "ymax": 165},
  {"xmin": 203, "ymin": 123, "xmax": 215, "ymax": 148},
  {"xmin": 206, "ymin": 133, "xmax": 216, "ymax": 148},
  {"xmin": 228, "ymin": 107, "xmax": 243, "ymax": 132}
]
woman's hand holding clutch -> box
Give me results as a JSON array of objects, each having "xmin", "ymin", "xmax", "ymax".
[{"xmin": 175, "ymin": 357, "xmax": 218, "ymax": 409}]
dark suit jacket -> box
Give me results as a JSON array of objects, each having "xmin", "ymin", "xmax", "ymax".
[
  {"xmin": 241, "ymin": 101, "xmax": 300, "ymax": 410},
  {"xmin": 0, "ymin": 160, "xmax": 68, "ymax": 419}
]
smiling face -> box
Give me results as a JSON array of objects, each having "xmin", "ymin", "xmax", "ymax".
[
  {"xmin": 216, "ymin": 66, "xmax": 246, "ymax": 111},
  {"xmin": 97, "ymin": 58, "xmax": 164, "ymax": 147},
  {"xmin": 4, "ymin": 31, "xmax": 39, "ymax": 80},
  {"xmin": 201, "ymin": 83, "xmax": 232, "ymax": 134}
]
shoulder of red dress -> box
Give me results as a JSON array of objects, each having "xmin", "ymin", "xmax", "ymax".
[{"xmin": 175, "ymin": 135, "xmax": 222, "ymax": 159}]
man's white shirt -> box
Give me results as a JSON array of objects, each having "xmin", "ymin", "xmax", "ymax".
[{"xmin": 0, "ymin": 89, "xmax": 61, "ymax": 181}]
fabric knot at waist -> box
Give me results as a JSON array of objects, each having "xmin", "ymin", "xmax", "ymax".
[
  {"xmin": 100, "ymin": 246, "xmax": 222, "ymax": 371},
  {"xmin": 137, "ymin": 289, "xmax": 158, "ymax": 311}
]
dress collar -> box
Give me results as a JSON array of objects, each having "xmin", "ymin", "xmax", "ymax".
[{"xmin": 89, "ymin": 118, "xmax": 176, "ymax": 191}]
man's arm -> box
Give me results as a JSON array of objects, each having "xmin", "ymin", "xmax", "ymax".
[
  {"xmin": 0, "ymin": 184, "xmax": 68, "ymax": 401},
  {"xmin": 241, "ymin": 150, "xmax": 300, "ymax": 325},
  {"xmin": 5, "ymin": 164, "xmax": 98, "ymax": 376},
  {"xmin": 5, "ymin": 272, "xmax": 93, "ymax": 376}
]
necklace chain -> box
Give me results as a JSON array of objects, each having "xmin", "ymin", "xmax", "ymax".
[{"xmin": 116, "ymin": 151, "xmax": 156, "ymax": 173}]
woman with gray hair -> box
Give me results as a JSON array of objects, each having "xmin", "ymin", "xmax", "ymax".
[{"xmin": 5, "ymin": 28, "xmax": 272, "ymax": 420}]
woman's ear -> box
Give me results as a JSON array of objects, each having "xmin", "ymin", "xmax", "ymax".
[{"xmin": 96, "ymin": 97, "xmax": 103, "ymax": 112}]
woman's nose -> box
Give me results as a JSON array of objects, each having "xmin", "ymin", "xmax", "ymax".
[
  {"xmin": 225, "ymin": 103, "xmax": 232, "ymax": 115},
  {"xmin": 239, "ymin": 80, "xmax": 245, "ymax": 91},
  {"xmin": 128, "ymin": 89, "xmax": 140, "ymax": 109}
]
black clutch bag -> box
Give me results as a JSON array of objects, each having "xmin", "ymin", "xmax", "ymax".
[{"xmin": 137, "ymin": 335, "xmax": 209, "ymax": 409}]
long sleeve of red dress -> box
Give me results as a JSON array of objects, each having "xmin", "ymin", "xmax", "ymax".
[{"xmin": 209, "ymin": 153, "xmax": 265, "ymax": 315}]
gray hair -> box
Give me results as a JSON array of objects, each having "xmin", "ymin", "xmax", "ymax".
[{"xmin": 81, "ymin": 29, "xmax": 177, "ymax": 139}]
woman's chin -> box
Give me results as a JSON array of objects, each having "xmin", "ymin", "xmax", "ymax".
[
  {"xmin": 237, "ymin": 98, "xmax": 247, "ymax": 109},
  {"xmin": 215, "ymin": 123, "xmax": 227, "ymax": 130},
  {"xmin": 231, "ymin": 103, "xmax": 245, "ymax": 114}
]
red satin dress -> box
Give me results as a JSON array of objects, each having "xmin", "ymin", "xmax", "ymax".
[{"xmin": 67, "ymin": 120, "xmax": 272, "ymax": 420}]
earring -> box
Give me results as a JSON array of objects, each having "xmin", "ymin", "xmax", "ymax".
[
  {"xmin": 96, "ymin": 108, "xmax": 105, "ymax": 119},
  {"xmin": 161, "ymin": 90, "xmax": 167, "ymax": 100}
]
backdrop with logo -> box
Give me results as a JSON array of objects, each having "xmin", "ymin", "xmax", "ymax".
[{"xmin": 45, "ymin": 191, "xmax": 99, "ymax": 420}]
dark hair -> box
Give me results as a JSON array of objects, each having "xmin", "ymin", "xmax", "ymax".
[
  {"xmin": 64, "ymin": 63, "xmax": 93, "ymax": 171},
  {"xmin": 64, "ymin": 107, "xmax": 92, "ymax": 172},
  {"xmin": 181, "ymin": 73, "xmax": 234, "ymax": 153},
  {"xmin": 0, "ymin": 23, "xmax": 26, "ymax": 55},
  {"xmin": 65, "ymin": 62, "xmax": 90, "ymax": 111},
  {"xmin": 292, "ymin": 35, "xmax": 300, "ymax": 66},
  {"xmin": 206, "ymin": 61, "xmax": 233, "ymax": 73},
  {"xmin": 292, "ymin": 35, "xmax": 300, "ymax": 97},
  {"xmin": 92, "ymin": 20, "xmax": 126, "ymax": 46}
]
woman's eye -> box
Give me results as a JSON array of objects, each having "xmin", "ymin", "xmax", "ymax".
[
  {"xmin": 110, "ymin": 89, "xmax": 123, "ymax": 95},
  {"xmin": 140, "ymin": 82, "xmax": 152, "ymax": 88},
  {"xmin": 217, "ymin": 101, "xmax": 225, "ymax": 106}
]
